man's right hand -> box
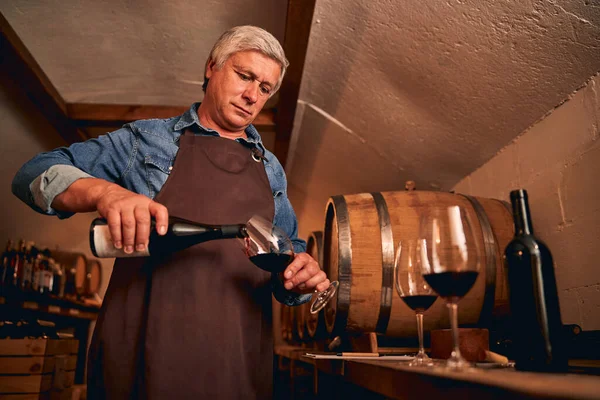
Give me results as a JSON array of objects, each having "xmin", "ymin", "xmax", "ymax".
[{"xmin": 52, "ymin": 178, "xmax": 168, "ymax": 254}]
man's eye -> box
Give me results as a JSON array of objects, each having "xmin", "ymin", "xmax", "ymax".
[
  {"xmin": 260, "ymin": 86, "xmax": 271, "ymax": 95},
  {"xmin": 237, "ymin": 72, "xmax": 251, "ymax": 81}
]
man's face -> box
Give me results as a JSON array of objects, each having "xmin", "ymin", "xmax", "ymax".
[{"xmin": 203, "ymin": 50, "xmax": 281, "ymax": 133}]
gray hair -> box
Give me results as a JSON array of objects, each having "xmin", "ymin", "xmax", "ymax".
[{"xmin": 203, "ymin": 25, "xmax": 289, "ymax": 94}]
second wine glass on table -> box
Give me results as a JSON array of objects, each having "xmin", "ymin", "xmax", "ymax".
[
  {"xmin": 242, "ymin": 216, "xmax": 339, "ymax": 314},
  {"xmin": 394, "ymin": 239, "xmax": 438, "ymax": 366},
  {"xmin": 420, "ymin": 206, "xmax": 481, "ymax": 370}
]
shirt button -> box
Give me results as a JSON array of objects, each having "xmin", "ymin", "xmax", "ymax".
[{"xmin": 168, "ymin": 166, "xmax": 173, "ymax": 171}]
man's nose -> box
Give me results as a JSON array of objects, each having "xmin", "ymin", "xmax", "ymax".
[{"xmin": 243, "ymin": 83, "xmax": 259, "ymax": 103}]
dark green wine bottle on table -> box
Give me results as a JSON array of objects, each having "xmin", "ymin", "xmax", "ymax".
[{"xmin": 504, "ymin": 189, "xmax": 568, "ymax": 372}]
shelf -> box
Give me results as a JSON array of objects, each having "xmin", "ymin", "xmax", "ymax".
[{"xmin": 0, "ymin": 289, "xmax": 100, "ymax": 320}]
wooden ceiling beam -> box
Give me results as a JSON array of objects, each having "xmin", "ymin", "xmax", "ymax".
[
  {"xmin": 274, "ymin": 0, "xmax": 317, "ymax": 168},
  {"xmin": 0, "ymin": 13, "xmax": 86, "ymax": 144},
  {"xmin": 67, "ymin": 103, "xmax": 276, "ymax": 130}
]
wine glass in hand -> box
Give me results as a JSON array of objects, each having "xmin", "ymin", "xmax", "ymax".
[
  {"xmin": 242, "ymin": 215, "xmax": 295, "ymax": 273},
  {"xmin": 420, "ymin": 206, "xmax": 481, "ymax": 369},
  {"xmin": 243, "ymin": 215, "xmax": 339, "ymax": 314},
  {"xmin": 394, "ymin": 239, "xmax": 438, "ymax": 366}
]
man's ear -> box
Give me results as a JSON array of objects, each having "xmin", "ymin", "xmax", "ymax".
[{"xmin": 205, "ymin": 59, "xmax": 216, "ymax": 79}]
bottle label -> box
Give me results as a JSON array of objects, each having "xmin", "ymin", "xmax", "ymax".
[
  {"xmin": 22, "ymin": 262, "xmax": 33, "ymax": 286},
  {"xmin": 93, "ymin": 224, "xmax": 150, "ymax": 258},
  {"xmin": 32, "ymin": 269, "xmax": 41, "ymax": 291},
  {"xmin": 43, "ymin": 271, "xmax": 53, "ymax": 289}
]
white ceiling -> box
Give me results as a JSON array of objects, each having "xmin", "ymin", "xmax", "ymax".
[
  {"xmin": 1, "ymin": 0, "xmax": 287, "ymax": 105},
  {"xmin": 2, "ymin": 0, "xmax": 600, "ymax": 238}
]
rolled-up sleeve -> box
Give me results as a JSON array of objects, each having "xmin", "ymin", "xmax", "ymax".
[
  {"xmin": 12, "ymin": 126, "xmax": 136, "ymax": 218},
  {"xmin": 30, "ymin": 165, "xmax": 93, "ymax": 218}
]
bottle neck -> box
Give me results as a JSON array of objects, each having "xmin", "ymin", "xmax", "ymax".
[{"xmin": 510, "ymin": 190, "xmax": 534, "ymax": 235}]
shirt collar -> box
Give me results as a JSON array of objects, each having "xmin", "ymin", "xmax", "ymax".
[{"xmin": 174, "ymin": 102, "xmax": 266, "ymax": 154}]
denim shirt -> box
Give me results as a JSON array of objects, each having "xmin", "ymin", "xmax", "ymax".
[{"xmin": 12, "ymin": 103, "xmax": 310, "ymax": 306}]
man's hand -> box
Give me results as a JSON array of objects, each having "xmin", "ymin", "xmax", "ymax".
[
  {"xmin": 52, "ymin": 178, "xmax": 168, "ymax": 253},
  {"xmin": 282, "ymin": 252, "xmax": 330, "ymax": 294}
]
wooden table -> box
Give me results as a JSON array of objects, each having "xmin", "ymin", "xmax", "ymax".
[
  {"xmin": 275, "ymin": 345, "xmax": 600, "ymax": 400},
  {"xmin": 341, "ymin": 359, "xmax": 600, "ymax": 400}
]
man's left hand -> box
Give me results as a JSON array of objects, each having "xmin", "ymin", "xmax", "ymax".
[{"xmin": 282, "ymin": 252, "xmax": 330, "ymax": 294}]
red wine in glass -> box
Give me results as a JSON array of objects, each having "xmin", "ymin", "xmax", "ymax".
[
  {"xmin": 401, "ymin": 295, "xmax": 438, "ymax": 312},
  {"xmin": 423, "ymin": 271, "xmax": 479, "ymax": 302},
  {"xmin": 248, "ymin": 253, "xmax": 294, "ymax": 273},
  {"xmin": 395, "ymin": 239, "xmax": 438, "ymax": 366},
  {"xmin": 419, "ymin": 206, "xmax": 481, "ymax": 369}
]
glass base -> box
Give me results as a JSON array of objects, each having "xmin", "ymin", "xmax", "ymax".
[
  {"xmin": 310, "ymin": 281, "xmax": 339, "ymax": 314},
  {"xmin": 445, "ymin": 352, "xmax": 473, "ymax": 370},
  {"xmin": 409, "ymin": 351, "xmax": 433, "ymax": 367}
]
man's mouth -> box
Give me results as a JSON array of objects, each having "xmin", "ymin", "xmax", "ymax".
[{"xmin": 233, "ymin": 104, "xmax": 252, "ymax": 116}]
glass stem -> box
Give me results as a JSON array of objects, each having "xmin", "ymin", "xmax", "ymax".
[
  {"xmin": 448, "ymin": 302, "xmax": 462, "ymax": 360},
  {"xmin": 416, "ymin": 312, "xmax": 426, "ymax": 357}
]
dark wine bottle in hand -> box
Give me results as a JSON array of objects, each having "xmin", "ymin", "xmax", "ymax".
[{"xmin": 90, "ymin": 217, "xmax": 246, "ymax": 258}]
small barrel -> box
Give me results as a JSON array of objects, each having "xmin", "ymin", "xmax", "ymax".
[
  {"xmin": 294, "ymin": 301, "xmax": 311, "ymax": 342},
  {"xmin": 292, "ymin": 231, "xmax": 326, "ymax": 341},
  {"xmin": 50, "ymin": 250, "xmax": 88, "ymax": 297},
  {"xmin": 305, "ymin": 231, "xmax": 328, "ymax": 340},
  {"xmin": 84, "ymin": 259, "xmax": 103, "ymax": 297},
  {"xmin": 323, "ymin": 190, "xmax": 514, "ymax": 337},
  {"xmin": 281, "ymin": 305, "xmax": 297, "ymax": 343},
  {"xmin": 280, "ymin": 305, "xmax": 291, "ymax": 341}
]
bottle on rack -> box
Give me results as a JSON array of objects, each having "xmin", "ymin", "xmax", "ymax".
[
  {"xmin": 38, "ymin": 249, "xmax": 54, "ymax": 295},
  {"xmin": 10, "ymin": 239, "xmax": 26, "ymax": 290},
  {"xmin": 504, "ymin": 189, "xmax": 568, "ymax": 373},
  {"xmin": 90, "ymin": 217, "xmax": 247, "ymax": 258},
  {"xmin": 20, "ymin": 242, "xmax": 36, "ymax": 292},
  {"xmin": 0, "ymin": 240, "xmax": 15, "ymax": 292},
  {"xmin": 50, "ymin": 260, "xmax": 64, "ymax": 297},
  {"xmin": 31, "ymin": 251, "xmax": 42, "ymax": 293}
]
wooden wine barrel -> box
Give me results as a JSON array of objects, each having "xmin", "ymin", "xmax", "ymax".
[
  {"xmin": 294, "ymin": 301, "xmax": 311, "ymax": 342},
  {"xmin": 84, "ymin": 259, "xmax": 103, "ymax": 297},
  {"xmin": 50, "ymin": 250, "xmax": 88, "ymax": 297},
  {"xmin": 322, "ymin": 191, "xmax": 514, "ymax": 338},
  {"xmin": 305, "ymin": 231, "xmax": 329, "ymax": 340},
  {"xmin": 281, "ymin": 305, "xmax": 296, "ymax": 343}
]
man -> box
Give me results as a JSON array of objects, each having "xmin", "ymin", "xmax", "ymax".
[{"xmin": 12, "ymin": 25, "xmax": 329, "ymax": 399}]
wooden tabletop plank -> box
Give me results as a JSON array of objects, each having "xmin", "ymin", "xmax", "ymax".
[{"xmin": 344, "ymin": 360, "xmax": 600, "ymax": 400}]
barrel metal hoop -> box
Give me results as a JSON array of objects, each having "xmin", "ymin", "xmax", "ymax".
[
  {"xmin": 332, "ymin": 195, "xmax": 351, "ymax": 336},
  {"xmin": 499, "ymin": 199, "xmax": 513, "ymax": 216},
  {"xmin": 314, "ymin": 231, "xmax": 324, "ymax": 266},
  {"xmin": 460, "ymin": 194, "xmax": 497, "ymax": 327},
  {"xmin": 371, "ymin": 192, "xmax": 394, "ymax": 334}
]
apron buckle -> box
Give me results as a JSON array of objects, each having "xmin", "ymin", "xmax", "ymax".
[{"xmin": 251, "ymin": 148, "xmax": 265, "ymax": 163}]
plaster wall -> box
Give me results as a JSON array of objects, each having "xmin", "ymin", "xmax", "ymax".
[{"xmin": 453, "ymin": 73, "xmax": 600, "ymax": 330}]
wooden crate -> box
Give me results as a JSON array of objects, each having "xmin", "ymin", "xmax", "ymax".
[{"xmin": 0, "ymin": 339, "xmax": 78, "ymax": 400}]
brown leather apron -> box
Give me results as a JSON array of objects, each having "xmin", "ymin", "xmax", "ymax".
[{"xmin": 87, "ymin": 131, "xmax": 275, "ymax": 399}]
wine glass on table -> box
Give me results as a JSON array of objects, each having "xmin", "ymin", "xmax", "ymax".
[
  {"xmin": 419, "ymin": 206, "xmax": 481, "ymax": 369},
  {"xmin": 242, "ymin": 216, "xmax": 339, "ymax": 313},
  {"xmin": 394, "ymin": 239, "xmax": 438, "ymax": 366}
]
